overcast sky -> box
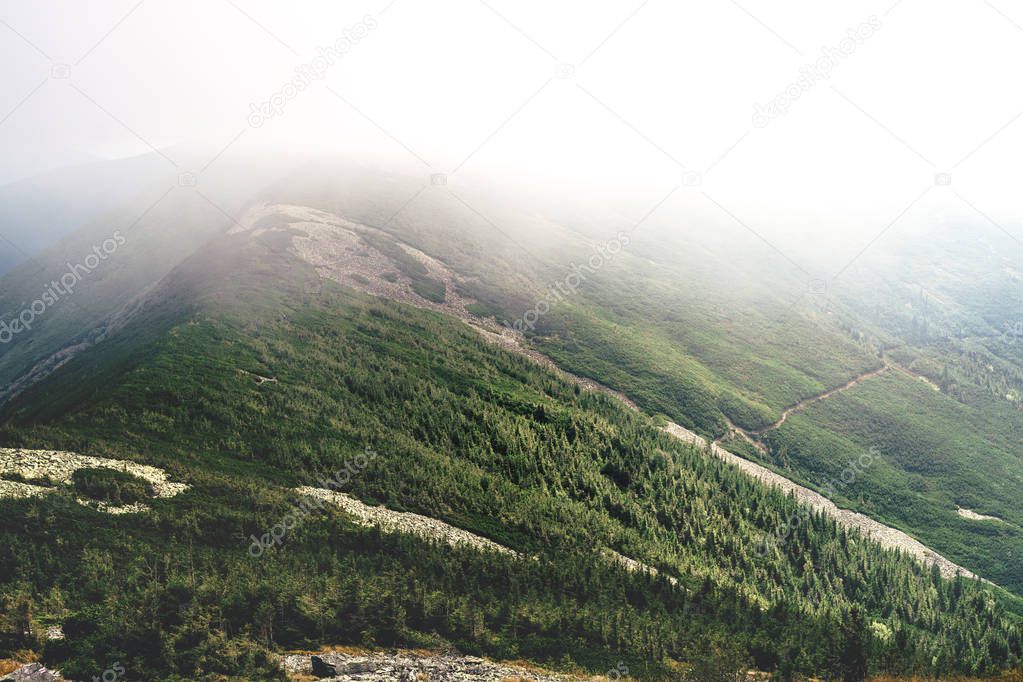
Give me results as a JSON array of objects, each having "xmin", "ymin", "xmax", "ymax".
[{"xmin": 1, "ymin": 0, "xmax": 1022, "ymax": 253}]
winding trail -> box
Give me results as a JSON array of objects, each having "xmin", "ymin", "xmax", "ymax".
[
  {"xmin": 889, "ymin": 361, "xmax": 941, "ymax": 391},
  {"xmin": 465, "ymin": 325, "xmax": 980, "ymax": 580},
  {"xmin": 751, "ymin": 364, "xmax": 890, "ymax": 436},
  {"xmin": 721, "ymin": 357, "xmax": 940, "ymax": 448},
  {"xmin": 274, "ymin": 204, "xmax": 984, "ymax": 583}
]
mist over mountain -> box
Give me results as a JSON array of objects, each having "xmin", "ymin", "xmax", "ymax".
[{"xmin": 2, "ymin": 2, "xmax": 1023, "ymax": 681}]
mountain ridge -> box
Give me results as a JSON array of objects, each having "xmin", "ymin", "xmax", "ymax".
[{"xmin": 2, "ymin": 166, "xmax": 1023, "ymax": 679}]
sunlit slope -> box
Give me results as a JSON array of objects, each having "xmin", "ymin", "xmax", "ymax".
[
  {"xmin": 4, "ymin": 161, "xmax": 1023, "ymax": 612},
  {"xmin": 267, "ymin": 167, "xmax": 885, "ymax": 436},
  {"xmin": 2, "ymin": 222, "xmax": 1020, "ymax": 678},
  {"xmin": 760, "ymin": 370, "xmax": 1023, "ymax": 592}
]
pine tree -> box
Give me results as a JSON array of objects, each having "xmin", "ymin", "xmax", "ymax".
[{"xmin": 840, "ymin": 607, "xmax": 869, "ymax": 682}]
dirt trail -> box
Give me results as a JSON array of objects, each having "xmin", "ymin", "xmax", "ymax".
[
  {"xmin": 751, "ymin": 365, "xmax": 890, "ymax": 436},
  {"xmin": 718, "ymin": 357, "xmax": 942, "ymax": 450},
  {"xmin": 889, "ymin": 362, "xmax": 941, "ymax": 391},
  {"xmin": 716, "ymin": 364, "xmax": 891, "ymax": 449},
  {"xmin": 275, "ymin": 204, "xmax": 985, "ymax": 584}
]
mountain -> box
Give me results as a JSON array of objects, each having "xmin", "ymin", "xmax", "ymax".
[
  {"xmin": 0, "ymin": 159, "xmax": 1022, "ymax": 680},
  {"xmin": 0, "ymin": 153, "xmax": 177, "ymax": 276}
]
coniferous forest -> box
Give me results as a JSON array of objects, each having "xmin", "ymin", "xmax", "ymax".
[{"xmin": 2, "ymin": 236, "xmax": 1021, "ymax": 680}]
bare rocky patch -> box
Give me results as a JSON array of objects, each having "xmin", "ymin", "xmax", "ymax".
[
  {"xmin": 0, "ymin": 448, "xmax": 188, "ymax": 513},
  {"xmin": 957, "ymin": 507, "xmax": 1003, "ymax": 522},
  {"xmin": 0, "ymin": 662, "xmax": 62, "ymax": 681},
  {"xmin": 251, "ymin": 202, "xmax": 989, "ymax": 585},
  {"xmin": 603, "ymin": 549, "xmax": 677, "ymax": 586},
  {"xmin": 296, "ymin": 487, "xmax": 516, "ymax": 556},
  {"xmin": 0, "ymin": 478, "xmax": 52, "ymax": 501},
  {"xmin": 239, "ymin": 368, "xmax": 278, "ymax": 385},
  {"xmin": 283, "ymin": 650, "xmax": 582, "ymax": 681},
  {"xmin": 235, "ymin": 203, "xmax": 482, "ymax": 323},
  {"xmin": 298, "ymin": 488, "xmax": 678, "ymax": 588}
]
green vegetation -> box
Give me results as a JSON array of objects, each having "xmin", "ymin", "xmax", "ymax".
[
  {"xmin": 430, "ymin": 221, "xmax": 1023, "ymax": 603},
  {"xmin": 530, "ymin": 305, "xmax": 780, "ymax": 434},
  {"xmin": 70, "ymin": 467, "xmax": 155, "ymax": 506},
  {"xmin": 0, "ymin": 237, "xmax": 1020, "ymax": 679},
  {"xmin": 410, "ymin": 276, "xmax": 446, "ymax": 303},
  {"xmin": 2, "ymin": 171, "xmax": 1023, "ymax": 679},
  {"xmin": 757, "ymin": 370, "xmax": 1023, "ymax": 594}
]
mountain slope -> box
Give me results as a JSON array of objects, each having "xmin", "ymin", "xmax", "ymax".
[
  {"xmin": 1, "ymin": 204, "xmax": 1021, "ymax": 679},
  {"xmin": 249, "ymin": 168, "xmax": 1023, "ymax": 595}
]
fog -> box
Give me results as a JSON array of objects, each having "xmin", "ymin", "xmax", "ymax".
[{"xmin": 2, "ymin": 0, "xmax": 1022, "ymax": 269}]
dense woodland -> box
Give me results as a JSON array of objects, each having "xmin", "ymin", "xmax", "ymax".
[
  {"xmin": 407, "ymin": 214, "xmax": 1023, "ymax": 600},
  {"xmin": 1, "ymin": 236, "xmax": 1021, "ymax": 679}
]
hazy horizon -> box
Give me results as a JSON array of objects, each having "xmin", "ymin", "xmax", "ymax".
[{"xmin": 2, "ymin": 0, "xmax": 1022, "ymax": 226}]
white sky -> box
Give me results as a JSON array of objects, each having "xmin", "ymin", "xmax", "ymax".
[{"xmin": 1, "ymin": 0, "xmax": 1022, "ymax": 262}]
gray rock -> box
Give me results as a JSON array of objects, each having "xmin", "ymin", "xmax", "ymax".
[
  {"xmin": 1, "ymin": 663, "xmax": 61, "ymax": 682},
  {"xmin": 312, "ymin": 654, "xmax": 379, "ymax": 678},
  {"xmin": 300, "ymin": 651, "xmax": 575, "ymax": 681},
  {"xmin": 311, "ymin": 654, "xmax": 339, "ymax": 677}
]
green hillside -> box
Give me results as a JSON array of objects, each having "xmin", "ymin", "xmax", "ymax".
[{"xmin": 1, "ymin": 225, "xmax": 1021, "ymax": 679}]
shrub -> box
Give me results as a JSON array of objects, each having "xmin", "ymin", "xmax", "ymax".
[{"xmin": 70, "ymin": 468, "xmax": 154, "ymax": 505}]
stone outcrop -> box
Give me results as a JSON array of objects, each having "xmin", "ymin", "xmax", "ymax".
[
  {"xmin": 603, "ymin": 549, "xmax": 678, "ymax": 586},
  {"xmin": 0, "ymin": 663, "xmax": 62, "ymax": 682},
  {"xmin": 286, "ymin": 651, "xmax": 576, "ymax": 681},
  {"xmin": 0, "ymin": 448, "xmax": 188, "ymax": 513},
  {"xmin": 296, "ymin": 487, "xmax": 516, "ymax": 556},
  {"xmin": 662, "ymin": 422, "xmax": 980, "ymax": 580},
  {"xmin": 957, "ymin": 507, "xmax": 1002, "ymax": 522}
]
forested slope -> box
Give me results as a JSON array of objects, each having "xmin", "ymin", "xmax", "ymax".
[{"xmin": 1, "ymin": 223, "xmax": 1020, "ymax": 679}]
